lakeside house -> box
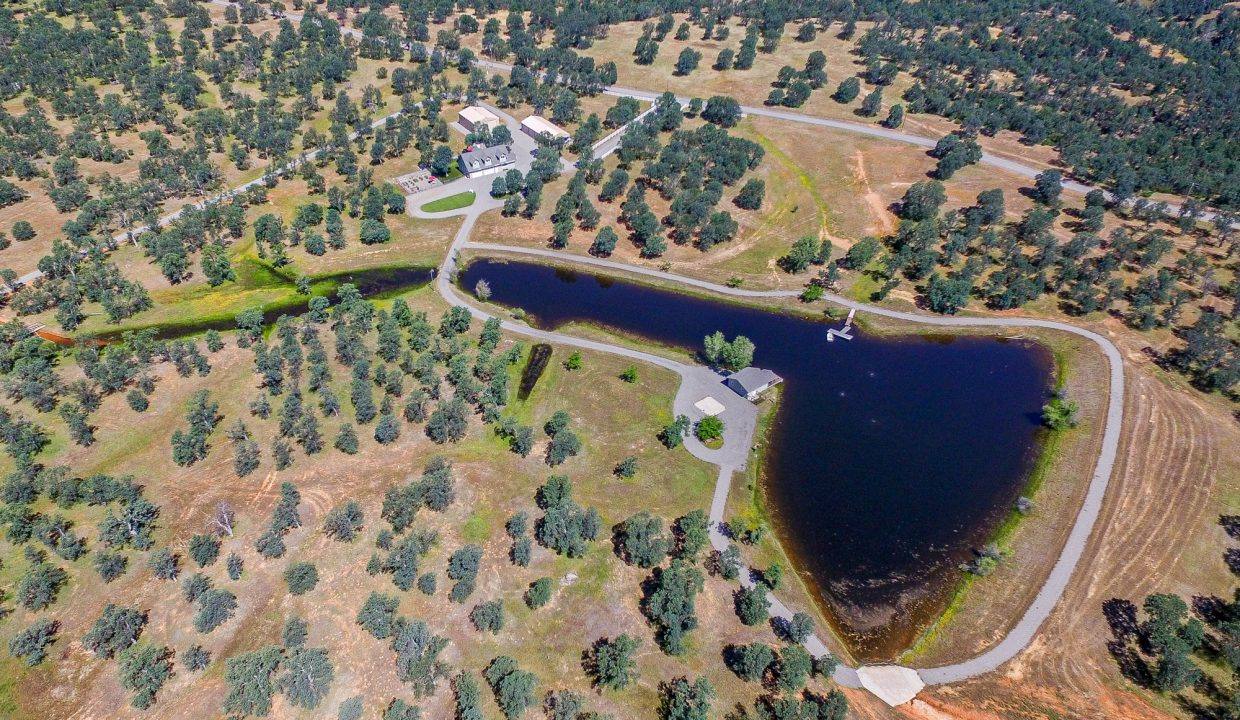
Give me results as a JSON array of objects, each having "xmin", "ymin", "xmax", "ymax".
[
  {"xmin": 458, "ymin": 144, "xmax": 515, "ymax": 178},
  {"xmin": 724, "ymin": 367, "xmax": 783, "ymax": 401}
]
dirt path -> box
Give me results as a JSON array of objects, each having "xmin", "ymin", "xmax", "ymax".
[{"xmin": 852, "ymin": 150, "xmax": 898, "ymax": 236}]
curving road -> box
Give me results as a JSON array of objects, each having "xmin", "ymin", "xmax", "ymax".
[
  {"xmin": 25, "ymin": 4, "xmax": 1128, "ymax": 702},
  {"xmin": 399, "ymin": 88, "xmax": 1127, "ymax": 702},
  {"xmin": 3, "ymin": 1, "xmax": 1217, "ymax": 295},
  {"xmin": 453, "ymin": 242, "xmax": 1125, "ymax": 689}
]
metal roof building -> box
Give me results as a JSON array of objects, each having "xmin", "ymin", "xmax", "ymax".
[
  {"xmin": 520, "ymin": 114, "xmax": 570, "ymax": 141},
  {"xmin": 458, "ymin": 106, "xmax": 501, "ymax": 132}
]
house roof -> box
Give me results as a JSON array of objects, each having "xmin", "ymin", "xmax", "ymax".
[
  {"xmin": 725, "ymin": 367, "xmax": 782, "ymax": 393},
  {"xmin": 458, "ymin": 144, "xmax": 514, "ymax": 172},
  {"xmin": 520, "ymin": 114, "xmax": 570, "ymax": 139}
]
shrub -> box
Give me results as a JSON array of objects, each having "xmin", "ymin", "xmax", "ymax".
[
  {"xmin": 285, "ymin": 562, "xmax": 319, "ymax": 595},
  {"xmin": 525, "ymin": 577, "xmax": 553, "ymax": 609},
  {"xmin": 470, "ymin": 600, "xmax": 505, "ymax": 633},
  {"xmin": 8, "ymin": 619, "xmax": 58, "ymax": 666}
]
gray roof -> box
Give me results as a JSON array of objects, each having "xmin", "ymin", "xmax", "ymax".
[
  {"xmin": 458, "ymin": 144, "xmax": 514, "ymax": 172},
  {"xmin": 725, "ymin": 367, "xmax": 782, "ymax": 393}
]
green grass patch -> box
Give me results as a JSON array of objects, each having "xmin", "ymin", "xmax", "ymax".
[
  {"xmin": 421, "ymin": 190, "xmax": 475, "ymax": 212},
  {"xmin": 461, "ymin": 510, "xmax": 494, "ymax": 543},
  {"xmin": 79, "ymin": 257, "xmax": 432, "ymax": 341}
]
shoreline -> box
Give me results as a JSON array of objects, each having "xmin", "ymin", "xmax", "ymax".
[{"xmin": 460, "ymin": 253, "xmax": 1079, "ymax": 665}]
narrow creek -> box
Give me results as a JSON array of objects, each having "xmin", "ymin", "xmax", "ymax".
[
  {"xmin": 459, "ymin": 258, "xmax": 1053, "ymax": 661},
  {"xmin": 82, "ymin": 265, "xmax": 434, "ymax": 342}
]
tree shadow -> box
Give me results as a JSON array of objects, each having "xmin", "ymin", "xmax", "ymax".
[
  {"xmin": 1193, "ymin": 594, "xmax": 1230, "ymax": 627},
  {"xmin": 1219, "ymin": 515, "xmax": 1240, "ymax": 541},
  {"xmin": 1225, "ymin": 548, "xmax": 1240, "ymax": 577},
  {"xmin": 1104, "ymin": 598, "xmax": 1151, "ymax": 687}
]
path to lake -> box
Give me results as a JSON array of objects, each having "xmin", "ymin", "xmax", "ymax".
[{"xmin": 414, "ymin": 129, "xmax": 1125, "ymax": 702}]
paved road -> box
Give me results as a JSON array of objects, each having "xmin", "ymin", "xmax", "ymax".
[
  {"xmin": 448, "ymin": 242, "xmax": 1126, "ymax": 692},
  {"xmin": 27, "ymin": 2, "xmax": 1129, "ymax": 699},
  {"xmin": 4, "ymin": 1, "xmax": 1219, "ymax": 294}
]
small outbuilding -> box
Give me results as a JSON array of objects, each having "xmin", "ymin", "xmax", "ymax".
[
  {"xmin": 724, "ymin": 367, "xmax": 782, "ymax": 401},
  {"xmin": 520, "ymin": 114, "xmax": 570, "ymax": 142},
  {"xmin": 458, "ymin": 144, "xmax": 515, "ymax": 178},
  {"xmin": 458, "ymin": 106, "xmax": 501, "ymax": 132}
]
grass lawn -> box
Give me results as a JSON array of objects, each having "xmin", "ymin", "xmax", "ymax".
[{"xmin": 421, "ymin": 190, "xmax": 476, "ymax": 213}]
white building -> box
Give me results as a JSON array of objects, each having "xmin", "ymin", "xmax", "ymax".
[
  {"xmin": 458, "ymin": 144, "xmax": 515, "ymax": 178},
  {"xmin": 458, "ymin": 106, "xmax": 502, "ymax": 132},
  {"xmin": 520, "ymin": 115, "xmax": 570, "ymax": 142}
]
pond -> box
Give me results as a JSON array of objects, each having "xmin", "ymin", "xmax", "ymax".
[{"xmin": 459, "ymin": 258, "xmax": 1053, "ymax": 660}]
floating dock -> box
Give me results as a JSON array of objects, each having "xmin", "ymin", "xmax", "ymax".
[{"xmin": 827, "ymin": 308, "xmax": 856, "ymax": 342}]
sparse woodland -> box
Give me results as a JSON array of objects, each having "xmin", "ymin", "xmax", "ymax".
[{"xmin": 0, "ymin": 0, "xmax": 1237, "ymax": 718}]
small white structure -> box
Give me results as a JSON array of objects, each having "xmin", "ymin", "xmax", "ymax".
[
  {"xmin": 724, "ymin": 367, "xmax": 783, "ymax": 401},
  {"xmin": 520, "ymin": 114, "xmax": 569, "ymax": 142},
  {"xmin": 856, "ymin": 665, "xmax": 924, "ymax": 707},
  {"xmin": 458, "ymin": 105, "xmax": 501, "ymax": 132},
  {"xmin": 693, "ymin": 396, "xmax": 725, "ymax": 417},
  {"xmin": 457, "ymin": 144, "xmax": 515, "ymax": 178}
]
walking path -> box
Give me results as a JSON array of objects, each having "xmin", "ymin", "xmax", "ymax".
[
  {"xmin": 389, "ymin": 80, "xmax": 1124, "ymax": 703},
  {"xmin": 22, "ymin": 5, "xmax": 1128, "ymax": 703},
  {"xmin": 430, "ymin": 236, "xmax": 1123, "ymax": 702}
]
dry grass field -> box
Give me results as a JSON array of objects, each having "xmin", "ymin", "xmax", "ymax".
[{"xmin": 0, "ymin": 283, "xmax": 864, "ymax": 719}]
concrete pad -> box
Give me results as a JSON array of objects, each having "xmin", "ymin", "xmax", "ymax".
[
  {"xmin": 856, "ymin": 665, "xmax": 924, "ymax": 706},
  {"xmin": 693, "ymin": 396, "xmax": 725, "ymax": 416}
]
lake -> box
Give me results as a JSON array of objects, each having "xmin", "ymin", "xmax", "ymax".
[{"xmin": 459, "ymin": 258, "xmax": 1052, "ymax": 660}]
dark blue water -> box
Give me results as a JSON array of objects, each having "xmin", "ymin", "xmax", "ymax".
[{"xmin": 460, "ymin": 259, "xmax": 1051, "ymax": 659}]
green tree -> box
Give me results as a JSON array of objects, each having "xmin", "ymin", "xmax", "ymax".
[
  {"xmin": 357, "ymin": 592, "xmax": 401, "ymax": 639},
  {"xmin": 618, "ymin": 512, "xmax": 670, "ymax": 568},
  {"xmin": 658, "ymin": 676, "xmax": 714, "ymax": 720},
  {"xmin": 832, "ymin": 77, "xmax": 861, "ymax": 103},
  {"xmin": 119, "ymin": 643, "xmax": 174, "ymax": 709},
  {"xmin": 194, "ymin": 589, "xmax": 238, "ymax": 633},
  {"xmin": 702, "ymin": 96, "xmax": 742, "ymax": 127},
  {"xmin": 733, "ymin": 179, "xmax": 765, "ymax": 210},
  {"xmin": 859, "ymin": 88, "xmax": 882, "ymax": 116},
  {"xmin": 484, "ymin": 656, "xmax": 537, "ymax": 719},
  {"xmin": 470, "ymin": 600, "xmax": 505, "ymax": 633},
  {"xmin": 588, "ymin": 634, "xmax": 640, "ymax": 690},
  {"xmin": 525, "ymin": 577, "xmax": 553, "ymax": 608},
  {"xmin": 83, "ymin": 604, "xmax": 147, "ymax": 658},
  {"xmin": 278, "ymin": 648, "xmax": 334, "ymax": 709},
  {"xmin": 224, "ymin": 646, "xmax": 283, "ymax": 717},
  {"xmin": 735, "ymin": 584, "xmax": 770, "ymax": 626},
  {"xmin": 8, "ymin": 619, "xmax": 58, "ymax": 666},
  {"xmin": 725, "ymin": 642, "xmax": 774, "ymax": 682},
  {"xmin": 781, "ymin": 236, "xmax": 819, "ymax": 273},
  {"xmin": 644, "ymin": 560, "xmax": 704, "ymax": 655}
]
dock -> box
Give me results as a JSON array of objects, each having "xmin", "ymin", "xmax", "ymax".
[{"xmin": 827, "ymin": 308, "xmax": 856, "ymax": 342}]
